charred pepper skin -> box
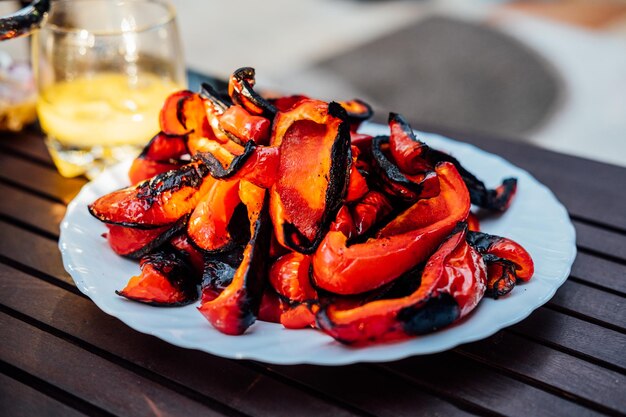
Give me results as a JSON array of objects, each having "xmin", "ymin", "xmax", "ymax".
[
  {"xmin": 106, "ymin": 215, "xmax": 190, "ymax": 259},
  {"xmin": 316, "ymin": 224, "xmax": 487, "ymax": 345},
  {"xmin": 129, "ymin": 132, "xmax": 188, "ymax": 185},
  {"xmin": 89, "ymin": 161, "xmax": 213, "ymax": 229},
  {"xmin": 466, "ymin": 230, "xmax": 534, "ymax": 298},
  {"xmin": 466, "ymin": 231, "xmax": 534, "ymax": 281},
  {"xmin": 198, "ymin": 189, "xmax": 272, "ymax": 335},
  {"xmin": 312, "ymin": 162, "xmax": 470, "ymax": 295},
  {"xmin": 387, "ymin": 113, "xmax": 517, "ymax": 211},
  {"xmin": 116, "ymin": 246, "xmax": 200, "ymax": 307},
  {"xmin": 372, "ymin": 135, "xmax": 440, "ymax": 202},
  {"xmin": 228, "ymin": 67, "xmax": 278, "ymax": 119},
  {"xmin": 270, "ymin": 100, "xmax": 352, "ymax": 254}
]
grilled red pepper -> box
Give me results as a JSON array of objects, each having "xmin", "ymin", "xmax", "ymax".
[
  {"xmin": 196, "ymin": 141, "xmax": 280, "ymax": 189},
  {"xmin": 159, "ymin": 90, "xmax": 209, "ymax": 138},
  {"xmin": 257, "ymin": 289, "xmax": 284, "ymax": 323},
  {"xmin": 200, "ymin": 246, "xmax": 244, "ymax": 303},
  {"xmin": 388, "ymin": 113, "xmax": 431, "ymax": 175},
  {"xmin": 187, "ymin": 179, "xmax": 242, "ymax": 252},
  {"xmin": 270, "ymin": 99, "xmax": 351, "ymax": 253},
  {"xmin": 105, "ymin": 216, "xmax": 187, "ymax": 259},
  {"xmin": 372, "ymin": 135, "xmax": 440, "ymax": 202},
  {"xmin": 312, "ymin": 162, "xmax": 470, "ymax": 295},
  {"xmin": 345, "ymin": 146, "xmax": 369, "ymax": 203},
  {"xmin": 89, "ymin": 161, "xmax": 214, "ymax": 228},
  {"xmin": 228, "ymin": 67, "xmax": 277, "ymax": 119},
  {"xmin": 117, "ymin": 248, "xmax": 199, "ymax": 306},
  {"xmin": 316, "ymin": 224, "xmax": 486, "ymax": 344},
  {"xmin": 350, "ymin": 190, "xmax": 393, "ymax": 236},
  {"xmin": 129, "ymin": 132, "xmax": 188, "ymax": 184},
  {"xmin": 330, "ymin": 206, "xmax": 357, "ymax": 240},
  {"xmin": 339, "ymin": 99, "xmax": 373, "ymax": 131},
  {"xmin": 170, "ymin": 233, "xmax": 205, "ymax": 274},
  {"xmin": 198, "ymin": 182, "xmax": 271, "ymax": 335},
  {"xmin": 269, "ymin": 252, "xmax": 318, "ymax": 329},
  {"xmin": 467, "ymin": 212, "xmax": 480, "ymax": 232},
  {"xmin": 219, "ymin": 105, "xmax": 271, "ymax": 145},
  {"xmin": 467, "ymin": 231, "xmax": 534, "ymax": 297},
  {"xmin": 269, "ymin": 94, "xmax": 309, "ymax": 112},
  {"xmin": 388, "ymin": 113, "xmax": 517, "ymax": 211}
]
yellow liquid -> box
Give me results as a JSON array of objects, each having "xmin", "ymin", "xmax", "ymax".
[{"xmin": 37, "ymin": 73, "xmax": 182, "ymax": 177}]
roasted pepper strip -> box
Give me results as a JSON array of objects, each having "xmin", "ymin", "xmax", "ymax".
[
  {"xmin": 159, "ymin": 90, "xmax": 209, "ymax": 138},
  {"xmin": 196, "ymin": 141, "xmax": 280, "ymax": 189},
  {"xmin": 105, "ymin": 215, "xmax": 188, "ymax": 259},
  {"xmin": 269, "ymin": 252, "xmax": 316, "ymax": 302},
  {"xmin": 467, "ymin": 212, "xmax": 480, "ymax": 232},
  {"xmin": 316, "ymin": 224, "xmax": 486, "ymax": 344},
  {"xmin": 258, "ymin": 289, "xmax": 284, "ymax": 323},
  {"xmin": 372, "ymin": 136, "xmax": 440, "ymax": 202},
  {"xmin": 129, "ymin": 132, "xmax": 188, "ymax": 184},
  {"xmin": 330, "ymin": 205, "xmax": 357, "ymax": 240},
  {"xmin": 350, "ymin": 190, "xmax": 393, "ymax": 236},
  {"xmin": 269, "ymin": 94, "xmax": 309, "ymax": 112},
  {"xmin": 270, "ymin": 99, "xmax": 351, "ymax": 253},
  {"xmin": 345, "ymin": 146, "xmax": 369, "ymax": 203},
  {"xmin": 269, "ymin": 252, "xmax": 318, "ymax": 329},
  {"xmin": 89, "ymin": 161, "xmax": 213, "ymax": 228},
  {"xmin": 201, "ymin": 252, "xmax": 241, "ymax": 303},
  {"xmin": 170, "ymin": 233, "xmax": 205, "ymax": 274},
  {"xmin": 198, "ymin": 183, "xmax": 271, "ymax": 335},
  {"xmin": 117, "ymin": 247, "xmax": 200, "ymax": 306},
  {"xmin": 228, "ymin": 67, "xmax": 277, "ymax": 119},
  {"xmin": 219, "ymin": 105, "xmax": 271, "ymax": 145},
  {"xmin": 187, "ymin": 179, "xmax": 242, "ymax": 252},
  {"xmin": 339, "ymin": 99, "xmax": 373, "ymax": 132},
  {"xmin": 312, "ymin": 162, "xmax": 470, "ymax": 295},
  {"xmin": 467, "ymin": 231, "xmax": 534, "ymax": 282},
  {"xmin": 388, "ymin": 113, "xmax": 517, "ymax": 211},
  {"xmin": 429, "ymin": 149, "xmax": 518, "ymax": 212},
  {"xmin": 388, "ymin": 113, "xmax": 431, "ymax": 175}
]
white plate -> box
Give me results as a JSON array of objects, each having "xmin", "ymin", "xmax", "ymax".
[{"xmin": 59, "ymin": 123, "xmax": 576, "ymax": 365}]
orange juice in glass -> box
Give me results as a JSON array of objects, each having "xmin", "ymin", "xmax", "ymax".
[{"xmin": 32, "ymin": 0, "xmax": 185, "ymax": 178}]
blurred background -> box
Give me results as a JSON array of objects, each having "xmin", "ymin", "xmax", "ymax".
[{"xmin": 2, "ymin": 0, "xmax": 626, "ymax": 167}]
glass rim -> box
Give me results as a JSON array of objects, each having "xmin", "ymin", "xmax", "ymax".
[{"xmin": 41, "ymin": 0, "xmax": 176, "ymax": 35}]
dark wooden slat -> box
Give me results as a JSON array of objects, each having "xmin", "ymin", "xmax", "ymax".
[
  {"xmin": 0, "ymin": 129, "xmax": 54, "ymax": 166},
  {"xmin": 549, "ymin": 280, "xmax": 626, "ymax": 331},
  {"xmin": 259, "ymin": 364, "xmax": 475, "ymax": 417},
  {"xmin": 512, "ymin": 308, "xmax": 626, "ymax": 371},
  {"xmin": 574, "ymin": 220, "xmax": 626, "ymax": 262},
  {"xmin": 0, "ymin": 153, "xmax": 86, "ymax": 204},
  {"xmin": 571, "ymin": 252, "xmax": 626, "ymax": 295},
  {"xmin": 0, "ymin": 265, "xmax": 369, "ymax": 417},
  {"xmin": 457, "ymin": 332, "xmax": 626, "ymax": 415},
  {"xmin": 0, "ymin": 372, "xmax": 87, "ymax": 417},
  {"xmin": 0, "ymin": 313, "xmax": 227, "ymax": 417},
  {"xmin": 381, "ymin": 353, "xmax": 603, "ymax": 417},
  {"xmin": 414, "ymin": 125, "xmax": 626, "ymax": 231},
  {"xmin": 0, "ymin": 183, "xmax": 65, "ymax": 237},
  {"xmin": 0, "ymin": 221, "xmax": 73, "ymax": 287}
]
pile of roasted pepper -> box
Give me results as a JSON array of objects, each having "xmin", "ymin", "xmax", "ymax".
[{"xmin": 89, "ymin": 67, "xmax": 534, "ymax": 345}]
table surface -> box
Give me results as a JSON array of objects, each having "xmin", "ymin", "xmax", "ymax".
[{"xmin": 1, "ymin": 95, "xmax": 625, "ymax": 417}]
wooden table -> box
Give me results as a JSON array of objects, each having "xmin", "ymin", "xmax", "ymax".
[{"xmin": 1, "ymin": 119, "xmax": 625, "ymax": 417}]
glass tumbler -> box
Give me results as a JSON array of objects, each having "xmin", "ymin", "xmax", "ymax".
[{"xmin": 32, "ymin": 0, "xmax": 186, "ymax": 178}]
